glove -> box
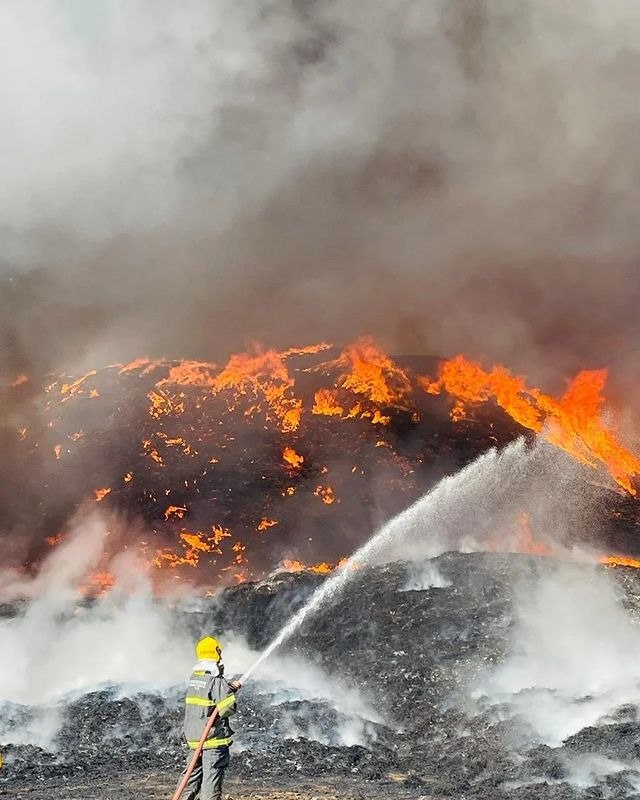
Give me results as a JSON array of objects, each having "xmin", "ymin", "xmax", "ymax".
[{"xmin": 228, "ymin": 680, "xmax": 242, "ymax": 692}]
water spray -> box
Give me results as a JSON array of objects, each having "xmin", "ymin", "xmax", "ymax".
[
  {"xmin": 241, "ymin": 441, "xmax": 525, "ymax": 683},
  {"xmin": 172, "ymin": 442, "xmax": 524, "ymax": 798}
]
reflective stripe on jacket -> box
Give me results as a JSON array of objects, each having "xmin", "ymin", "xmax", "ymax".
[{"xmin": 183, "ymin": 661, "xmax": 237, "ymax": 749}]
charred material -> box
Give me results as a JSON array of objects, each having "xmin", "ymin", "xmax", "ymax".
[{"xmin": 4, "ymin": 552, "xmax": 640, "ymax": 799}]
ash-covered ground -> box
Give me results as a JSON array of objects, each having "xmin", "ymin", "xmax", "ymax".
[{"xmin": 4, "ymin": 551, "xmax": 640, "ymax": 800}]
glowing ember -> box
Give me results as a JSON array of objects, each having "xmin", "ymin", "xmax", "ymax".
[
  {"xmin": 280, "ymin": 559, "xmax": 333, "ymax": 575},
  {"xmin": 164, "ymin": 505, "xmax": 187, "ymax": 521},
  {"xmin": 314, "ymin": 485, "xmax": 336, "ymax": 505},
  {"xmin": 211, "ymin": 525, "xmax": 232, "ymax": 546},
  {"xmin": 142, "ymin": 439, "xmax": 165, "ymax": 466},
  {"xmin": 148, "ymin": 389, "xmax": 185, "ymax": 419},
  {"xmin": 424, "ymin": 356, "xmax": 640, "ymax": 495},
  {"xmin": 94, "ymin": 488, "xmax": 112, "ymax": 502},
  {"xmin": 179, "ymin": 531, "xmax": 212, "ymax": 552},
  {"xmin": 231, "ymin": 541, "xmax": 247, "ymax": 565},
  {"xmin": 85, "ymin": 572, "xmax": 116, "ymax": 595},
  {"xmin": 282, "ymin": 446, "xmax": 304, "ymax": 469},
  {"xmin": 257, "ymin": 517, "xmax": 279, "ymax": 532}
]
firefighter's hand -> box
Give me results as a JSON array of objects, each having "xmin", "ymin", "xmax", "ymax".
[{"xmin": 228, "ymin": 680, "xmax": 242, "ymax": 692}]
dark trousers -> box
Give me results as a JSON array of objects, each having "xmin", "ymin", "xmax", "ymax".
[{"xmin": 177, "ymin": 746, "xmax": 230, "ymax": 800}]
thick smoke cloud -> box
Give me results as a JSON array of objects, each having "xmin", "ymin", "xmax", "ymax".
[{"xmin": 2, "ymin": 1, "xmax": 640, "ymax": 386}]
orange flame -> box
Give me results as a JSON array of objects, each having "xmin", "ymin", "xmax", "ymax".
[
  {"xmin": 280, "ymin": 559, "xmax": 333, "ymax": 575},
  {"xmin": 311, "ymin": 337, "xmax": 412, "ymax": 425},
  {"xmin": 333, "ymin": 337, "xmax": 412, "ymax": 407},
  {"xmin": 283, "ymin": 446, "xmax": 304, "ymax": 469},
  {"xmin": 153, "ymin": 528, "xmax": 226, "ymax": 569},
  {"xmin": 159, "ymin": 361, "xmax": 218, "ymax": 388},
  {"xmin": 425, "ymin": 356, "xmax": 640, "ymax": 495},
  {"xmin": 599, "ymin": 554, "xmax": 640, "ymax": 569},
  {"xmin": 180, "ymin": 531, "xmax": 213, "ymax": 552},
  {"xmin": 282, "ymin": 343, "xmax": 333, "ymax": 358},
  {"xmin": 94, "ymin": 487, "xmax": 112, "ymax": 502},
  {"xmin": 312, "ymin": 389, "xmax": 344, "ymax": 417},
  {"xmin": 513, "ymin": 512, "xmax": 553, "ymax": 557},
  {"xmin": 60, "ymin": 370, "xmax": 97, "ymax": 399},
  {"xmin": 85, "ymin": 571, "xmax": 116, "ymax": 595},
  {"xmin": 119, "ymin": 357, "xmax": 165, "ymax": 376},
  {"xmin": 212, "ymin": 348, "xmax": 302, "ymax": 432}
]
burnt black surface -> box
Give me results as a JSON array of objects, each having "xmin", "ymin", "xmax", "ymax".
[{"xmin": 4, "ymin": 553, "xmax": 640, "ymax": 799}]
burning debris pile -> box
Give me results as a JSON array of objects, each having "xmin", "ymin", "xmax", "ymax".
[
  {"xmin": 3, "ymin": 338, "xmax": 640, "ymax": 799},
  {"xmin": 4, "ymin": 337, "xmax": 640, "ymax": 593}
]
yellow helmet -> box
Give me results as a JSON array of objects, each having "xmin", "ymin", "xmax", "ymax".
[{"xmin": 196, "ymin": 636, "xmax": 222, "ymax": 662}]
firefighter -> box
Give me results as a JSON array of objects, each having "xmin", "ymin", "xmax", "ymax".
[{"xmin": 177, "ymin": 636, "xmax": 240, "ymax": 800}]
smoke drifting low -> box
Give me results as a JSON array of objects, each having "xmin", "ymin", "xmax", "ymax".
[
  {"xmin": 482, "ymin": 562, "xmax": 640, "ymax": 747},
  {"xmin": 0, "ymin": 509, "xmax": 378, "ymax": 752},
  {"xmin": 3, "ymin": 1, "xmax": 640, "ymax": 387}
]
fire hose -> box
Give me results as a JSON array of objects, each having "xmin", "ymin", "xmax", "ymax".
[
  {"xmin": 171, "ymin": 682, "xmax": 241, "ymax": 800},
  {"xmin": 170, "ymin": 709, "xmax": 219, "ymax": 800}
]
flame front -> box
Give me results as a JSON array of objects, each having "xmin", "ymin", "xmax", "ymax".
[
  {"xmin": 22, "ymin": 336, "xmax": 640, "ymax": 594},
  {"xmin": 424, "ymin": 356, "xmax": 640, "ymax": 495},
  {"xmin": 210, "ymin": 348, "xmax": 303, "ymax": 432}
]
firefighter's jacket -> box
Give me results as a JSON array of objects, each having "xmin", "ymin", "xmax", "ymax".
[{"xmin": 183, "ymin": 659, "xmax": 237, "ymax": 750}]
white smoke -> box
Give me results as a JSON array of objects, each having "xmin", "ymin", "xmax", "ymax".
[
  {"xmin": 221, "ymin": 638, "xmax": 380, "ymax": 747},
  {"xmin": 479, "ymin": 562, "xmax": 640, "ymax": 747},
  {"xmin": 0, "ymin": 509, "xmax": 376, "ymax": 751},
  {"xmin": 401, "ymin": 560, "xmax": 451, "ymax": 592},
  {"xmin": 0, "ymin": 513, "xmax": 193, "ymax": 706}
]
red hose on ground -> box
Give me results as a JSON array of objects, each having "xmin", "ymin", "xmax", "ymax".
[{"xmin": 171, "ymin": 709, "xmax": 219, "ymax": 800}]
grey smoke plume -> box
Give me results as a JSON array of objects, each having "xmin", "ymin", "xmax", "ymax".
[{"xmin": 2, "ymin": 1, "xmax": 640, "ymax": 386}]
